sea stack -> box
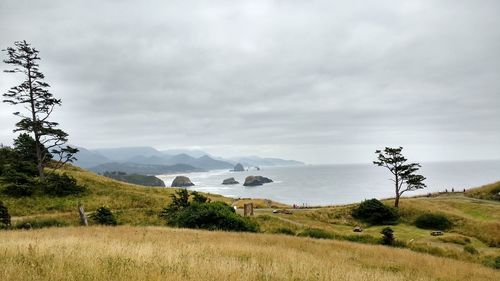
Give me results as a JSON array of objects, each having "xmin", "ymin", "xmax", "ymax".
[
  {"xmin": 222, "ymin": 177, "xmax": 239, "ymax": 185},
  {"xmin": 233, "ymin": 163, "xmax": 245, "ymax": 172},
  {"xmin": 171, "ymin": 176, "xmax": 194, "ymax": 187},
  {"xmin": 243, "ymin": 176, "xmax": 273, "ymax": 186}
]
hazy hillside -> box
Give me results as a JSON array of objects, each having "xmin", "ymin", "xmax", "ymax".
[
  {"xmin": 231, "ymin": 156, "xmax": 305, "ymax": 167},
  {"xmin": 73, "ymin": 147, "xmax": 110, "ymax": 168},
  {"xmin": 90, "ymin": 162, "xmax": 203, "ymax": 175},
  {"xmin": 92, "ymin": 147, "xmax": 164, "ymax": 162},
  {"xmin": 73, "ymin": 146, "xmax": 304, "ymax": 171}
]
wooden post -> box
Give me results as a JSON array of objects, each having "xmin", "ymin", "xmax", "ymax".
[
  {"xmin": 78, "ymin": 204, "xmax": 88, "ymax": 226},
  {"xmin": 244, "ymin": 203, "xmax": 253, "ymax": 216}
]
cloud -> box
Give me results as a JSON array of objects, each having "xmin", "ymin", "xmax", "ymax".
[{"xmin": 0, "ymin": 0, "xmax": 499, "ymax": 164}]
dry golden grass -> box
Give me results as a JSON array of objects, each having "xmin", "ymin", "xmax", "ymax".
[
  {"xmin": 1, "ymin": 226, "xmax": 498, "ymax": 281},
  {"xmin": 466, "ymin": 181, "xmax": 500, "ymax": 201}
]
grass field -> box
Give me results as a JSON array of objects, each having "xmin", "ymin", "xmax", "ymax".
[
  {"xmin": 0, "ymin": 226, "xmax": 498, "ymax": 281},
  {"xmin": 1, "ymin": 166, "xmax": 499, "ymax": 278},
  {"xmin": 252, "ymin": 191, "xmax": 500, "ymax": 267}
]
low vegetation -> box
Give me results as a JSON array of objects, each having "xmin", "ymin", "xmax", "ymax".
[
  {"xmin": 91, "ymin": 206, "xmax": 117, "ymax": 226},
  {"xmin": 0, "ymin": 201, "xmax": 10, "ymax": 228},
  {"xmin": 161, "ymin": 189, "xmax": 258, "ymax": 232},
  {"xmin": 352, "ymin": 198, "xmax": 399, "ymax": 225},
  {"xmin": 415, "ymin": 213, "xmax": 452, "ymax": 230}
]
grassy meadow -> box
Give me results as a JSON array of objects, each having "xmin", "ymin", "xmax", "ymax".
[
  {"xmin": 1, "ymin": 165, "xmax": 499, "ymax": 279},
  {"xmin": 0, "ymin": 226, "xmax": 499, "ymax": 281}
]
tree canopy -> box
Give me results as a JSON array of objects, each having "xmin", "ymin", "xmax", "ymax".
[
  {"xmin": 2, "ymin": 40, "xmax": 78, "ymax": 178},
  {"xmin": 374, "ymin": 147, "xmax": 426, "ymax": 207}
]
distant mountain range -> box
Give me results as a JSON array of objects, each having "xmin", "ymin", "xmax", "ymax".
[{"xmin": 72, "ymin": 146, "xmax": 304, "ymax": 175}]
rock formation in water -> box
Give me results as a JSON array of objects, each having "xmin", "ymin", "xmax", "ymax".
[
  {"xmin": 222, "ymin": 177, "xmax": 239, "ymax": 185},
  {"xmin": 171, "ymin": 176, "xmax": 194, "ymax": 187},
  {"xmin": 243, "ymin": 176, "xmax": 273, "ymax": 186},
  {"xmin": 233, "ymin": 163, "xmax": 245, "ymax": 172}
]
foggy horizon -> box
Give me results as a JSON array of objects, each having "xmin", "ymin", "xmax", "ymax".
[{"xmin": 1, "ymin": 0, "xmax": 499, "ymax": 165}]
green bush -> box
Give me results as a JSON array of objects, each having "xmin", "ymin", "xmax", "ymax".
[
  {"xmin": 43, "ymin": 173, "xmax": 86, "ymax": 196},
  {"xmin": 168, "ymin": 201, "xmax": 259, "ymax": 232},
  {"xmin": 91, "ymin": 207, "xmax": 117, "ymax": 226},
  {"xmin": 415, "ymin": 213, "xmax": 452, "ymax": 230},
  {"xmin": 298, "ymin": 228, "xmax": 334, "ymax": 239},
  {"xmin": 463, "ymin": 245, "xmax": 478, "ymax": 255},
  {"xmin": 380, "ymin": 227, "xmax": 395, "ymax": 245},
  {"xmin": 344, "ymin": 234, "xmax": 379, "ymax": 244},
  {"xmin": 272, "ymin": 227, "xmax": 295, "ymax": 235},
  {"xmin": 352, "ymin": 199, "xmax": 399, "ymax": 225},
  {"xmin": 0, "ymin": 201, "xmax": 11, "ymax": 227},
  {"xmin": 1, "ymin": 168, "xmax": 38, "ymax": 197},
  {"xmin": 15, "ymin": 218, "xmax": 68, "ymax": 229}
]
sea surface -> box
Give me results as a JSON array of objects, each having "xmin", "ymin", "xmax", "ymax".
[{"xmin": 157, "ymin": 160, "xmax": 500, "ymax": 206}]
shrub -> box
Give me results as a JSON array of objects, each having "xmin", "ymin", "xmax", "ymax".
[
  {"xmin": 1, "ymin": 168, "xmax": 37, "ymax": 197},
  {"xmin": 15, "ymin": 218, "xmax": 68, "ymax": 229},
  {"xmin": 272, "ymin": 227, "xmax": 295, "ymax": 235},
  {"xmin": 463, "ymin": 245, "xmax": 478, "ymax": 255},
  {"xmin": 344, "ymin": 234, "xmax": 379, "ymax": 244},
  {"xmin": 91, "ymin": 207, "xmax": 117, "ymax": 226},
  {"xmin": 191, "ymin": 191, "xmax": 209, "ymax": 203},
  {"xmin": 381, "ymin": 227, "xmax": 395, "ymax": 245},
  {"xmin": 298, "ymin": 228, "xmax": 334, "ymax": 239},
  {"xmin": 160, "ymin": 189, "xmax": 190, "ymax": 220},
  {"xmin": 352, "ymin": 199, "xmax": 399, "ymax": 225},
  {"xmin": 415, "ymin": 213, "xmax": 452, "ymax": 230},
  {"xmin": 168, "ymin": 201, "xmax": 259, "ymax": 232},
  {"xmin": 0, "ymin": 201, "xmax": 11, "ymax": 227},
  {"xmin": 43, "ymin": 173, "xmax": 86, "ymax": 196}
]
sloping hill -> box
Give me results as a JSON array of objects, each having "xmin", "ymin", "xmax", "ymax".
[
  {"xmin": 466, "ymin": 181, "xmax": 500, "ymax": 201},
  {"xmin": 0, "ymin": 165, "xmax": 229, "ymax": 225}
]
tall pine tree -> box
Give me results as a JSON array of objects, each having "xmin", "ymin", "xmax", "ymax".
[{"xmin": 3, "ymin": 40, "xmax": 78, "ymax": 178}]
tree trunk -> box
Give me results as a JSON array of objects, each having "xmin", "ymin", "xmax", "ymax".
[
  {"xmin": 78, "ymin": 205, "xmax": 88, "ymax": 226},
  {"xmin": 394, "ymin": 172, "xmax": 399, "ymax": 207},
  {"xmin": 27, "ymin": 65, "xmax": 44, "ymax": 179}
]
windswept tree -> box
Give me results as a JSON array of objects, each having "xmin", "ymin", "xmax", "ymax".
[
  {"xmin": 374, "ymin": 147, "xmax": 426, "ymax": 207},
  {"xmin": 2, "ymin": 40, "xmax": 78, "ymax": 178}
]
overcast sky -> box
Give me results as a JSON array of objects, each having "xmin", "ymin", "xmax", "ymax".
[{"xmin": 0, "ymin": 0, "xmax": 499, "ymax": 164}]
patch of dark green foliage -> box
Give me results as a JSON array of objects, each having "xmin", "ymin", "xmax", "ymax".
[
  {"xmin": 0, "ymin": 137, "xmax": 85, "ymax": 197},
  {"xmin": 0, "ymin": 201, "xmax": 11, "ymax": 228},
  {"xmin": 415, "ymin": 213, "xmax": 452, "ymax": 230},
  {"xmin": 42, "ymin": 173, "xmax": 86, "ymax": 196},
  {"xmin": 91, "ymin": 206, "xmax": 117, "ymax": 226},
  {"xmin": 272, "ymin": 227, "xmax": 295, "ymax": 235},
  {"xmin": 15, "ymin": 218, "xmax": 68, "ymax": 229},
  {"xmin": 380, "ymin": 227, "xmax": 395, "ymax": 245},
  {"xmin": 352, "ymin": 198, "xmax": 399, "ymax": 225},
  {"xmin": 298, "ymin": 228, "xmax": 334, "ymax": 239},
  {"xmin": 161, "ymin": 189, "xmax": 258, "ymax": 232}
]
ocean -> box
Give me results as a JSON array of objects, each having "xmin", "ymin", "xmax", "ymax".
[{"xmin": 157, "ymin": 160, "xmax": 500, "ymax": 206}]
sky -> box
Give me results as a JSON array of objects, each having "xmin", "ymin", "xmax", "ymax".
[{"xmin": 0, "ymin": 0, "xmax": 499, "ymax": 164}]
